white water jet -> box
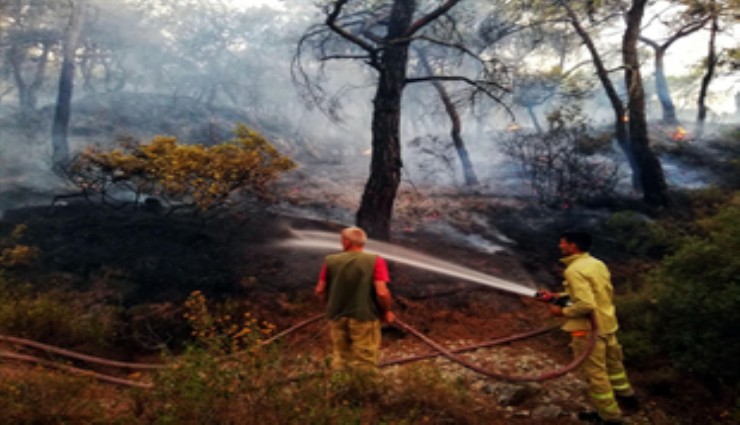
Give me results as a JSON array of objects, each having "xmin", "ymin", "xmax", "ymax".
[{"xmin": 280, "ymin": 229, "xmax": 537, "ymax": 298}]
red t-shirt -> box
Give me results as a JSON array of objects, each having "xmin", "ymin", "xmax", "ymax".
[{"xmin": 319, "ymin": 256, "xmax": 390, "ymax": 282}]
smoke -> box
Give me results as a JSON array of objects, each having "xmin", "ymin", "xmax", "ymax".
[{"xmin": 0, "ymin": 0, "xmax": 735, "ymax": 218}]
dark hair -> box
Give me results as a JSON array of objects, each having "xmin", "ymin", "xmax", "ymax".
[{"xmin": 560, "ymin": 231, "xmax": 592, "ymax": 251}]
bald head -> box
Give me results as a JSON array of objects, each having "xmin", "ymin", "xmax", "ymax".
[{"xmin": 341, "ymin": 226, "xmax": 367, "ymax": 250}]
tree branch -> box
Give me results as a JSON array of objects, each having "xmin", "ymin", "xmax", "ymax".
[
  {"xmin": 406, "ymin": 74, "xmax": 513, "ymax": 119},
  {"xmin": 403, "ymin": 0, "xmax": 462, "ymax": 37},
  {"xmin": 325, "ymin": 0, "xmax": 376, "ymax": 54}
]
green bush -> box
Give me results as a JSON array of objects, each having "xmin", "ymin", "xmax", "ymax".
[
  {"xmin": 615, "ymin": 291, "xmax": 661, "ymax": 363},
  {"xmin": 605, "ymin": 211, "xmax": 675, "ymax": 259},
  {"xmin": 0, "ymin": 277, "xmax": 121, "ymax": 350},
  {"xmin": 648, "ymin": 195, "xmax": 740, "ymax": 384}
]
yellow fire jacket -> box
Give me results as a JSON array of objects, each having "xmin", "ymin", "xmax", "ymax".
[{"xmin": 559, "ymin": 253, "xmax": 619, "ymax": 335}]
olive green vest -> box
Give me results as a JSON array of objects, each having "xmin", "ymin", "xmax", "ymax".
[{"xmin": 325, "ymin": 251, "xmax": 380, "ymax": 321}]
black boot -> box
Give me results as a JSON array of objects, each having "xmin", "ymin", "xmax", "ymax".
[
  {"xmin": 577, "ymin": 411, "xmax": 602, "ymax": 423},
  {"xmin": 578, "ymin": 411, "xmax": 624, "ymax": 424},
  {"xmin": 617, "ymin": 395, "xmax": 640, "ymax": 411}
]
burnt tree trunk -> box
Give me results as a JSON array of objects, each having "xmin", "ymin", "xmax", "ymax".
[
  {"xmin": 640, "ymin": 16, "xmax": 708, "ymax": 126},
  {"xmin": 624, "ymin": 0, "xmax": 669, "ymax": 207},
  {"xmin": 526, "ymin": 105, "xmax": 543, "ymax": 134},
  {"xmin": 562, "ymin": 2, "xmax": 641, "ymax": 191},
  {"xmin": 696, "ymin": 12, "xmax": 719, "ymax": 138},
  {"xmin": 51, "ymin": 0, "xmax": 86, "ymax": 166},
  {"xmin": 9, "ymin": 42, "xmax": 51, "ymax": 118},
  {"xmin": 356, "ymin": 0, "xmax": 415, "ymax": 240},
  {"xmin": 418, "ymin": 50, "xmax": 478, "ymax": 186}
]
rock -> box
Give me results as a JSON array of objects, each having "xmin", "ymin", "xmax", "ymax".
[
  {"xmin": 532, "ymin": 404, "xmax": 562, "ymax": 420},
  {"xmin": 470, "ymin": 380, "xmax": 493, "ymax": 394},
  {"xmin": 513, "ymin": 409, "xmax": 530, "ymax": 417},
  {"xmin": 493, "ymin": 382, "xmax": 541, "ymax": 406}
]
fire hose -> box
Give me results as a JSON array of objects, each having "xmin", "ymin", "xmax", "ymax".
[
  {"xmin": 262, "ymin": 311, "xmax": 598, "ymax": 382},
  {"xmin": 0, "ymin": 309, "xmax": 597, "ymax": 387}
]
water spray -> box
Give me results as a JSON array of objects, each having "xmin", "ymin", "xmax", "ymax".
[{"xmin": 280, "ymin": 229, "xmax": 538, "ymax": 298}]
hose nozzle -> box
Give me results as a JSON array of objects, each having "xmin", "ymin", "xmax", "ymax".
[{"xmin": 535, "ymin": 290, "xmax": 571, "ymax": 307}]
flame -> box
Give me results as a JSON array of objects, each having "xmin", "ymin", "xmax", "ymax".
[
  {"xmin": 622, "ymin": 114, "xmax": 629, "ymax": 123},
  {"xmin": 671, "ymin": 126, "xmax": 687, "ymax": 142},
  {"xmin": 506, "ymin": 123, "xmax": 521, "ymax": 132},
  {"xmin": 362, "ymin": 148, "xmax": 372, "ymax": 156}
]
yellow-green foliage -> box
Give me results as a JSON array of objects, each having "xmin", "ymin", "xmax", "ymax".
[
  {"xmin": 70, "ymin": 124, "xmax": 295, "ymax": 211},
  {"xmin": 182, "ymin": 290, "xmax": 277, "ymax": 354},
  {"xmin": 0, "ymin": 224, "xmax": 39, "ymax": 269}
]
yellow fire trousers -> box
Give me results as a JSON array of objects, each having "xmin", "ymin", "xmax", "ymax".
[
  {"xmin": 572, "ymin": 332, "xmax": 635, "ymax": 421},
  {"xmin": 330, "ymin": 317, "xmax": 381, "ymax": 374}
]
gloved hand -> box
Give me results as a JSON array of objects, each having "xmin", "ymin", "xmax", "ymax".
[
  {"xmin": 535, "ymin": 289, "xmax": 555, "ymax": 303},
  {"xmin": 536, "ymin": 290, "xmax": 571, "ymax": 307}
]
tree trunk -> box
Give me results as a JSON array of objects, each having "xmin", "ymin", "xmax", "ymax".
[
  {"xmin": 9, "ymin": 42, "xmax": 50, "ymax": 118},
  {"xmin": 624, "ymin": 0, "xmax": 669, "ymax": 207},
  {"xmin": 561, "ymin": 2, "xmax": 641, "ymax": 192},
  {"xmin": 356, "ymin": 0, "xmax": 415, "ymax": 240},
  {"xmin": 653, "ymin": 48, "xmax": 678, "ymax": 125},
  {"xmin": 696, "ymin": 11, "xmax": 718, "ymax": 138},
  {"xmin": 417, "ymin": 50, "xmax": 478, "ymax": 186},
  {"xmin": 526, "ymin": 105, "xmax": 543, "ymax": 134},
  {"xmin": 52, "ymin": 0, "xmax": 86, "ymax": 167}
]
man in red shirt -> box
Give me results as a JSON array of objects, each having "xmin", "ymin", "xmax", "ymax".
[{"xmin": 315, "ymin": 226, "xmax": 395, "ymax": 374}]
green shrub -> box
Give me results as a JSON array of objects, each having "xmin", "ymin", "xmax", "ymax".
[
  {"xmin": 648, "ymin": 195, "xmax": 740, "ymax": 384},
  {"xmin": 615, "ymin": 291, "xmax": 661, "ymax": 363},
  {"xmin": 0, "ymin": 277, "xmax": 121, "ymax": 350},
  {"xmin": 605, "ymin": 211, "xmax": 675, "ymax": 259}
]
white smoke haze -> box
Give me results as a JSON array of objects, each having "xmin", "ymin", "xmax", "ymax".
[{"xmin": 0, "ymin": 0, "xmax": 737, "ymax": 220}]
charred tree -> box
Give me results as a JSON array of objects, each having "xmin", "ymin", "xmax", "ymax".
[
  {"xmin": 51, "ymin": 0, "xmax": 87, "ymax": 166},
  {"xmin": 354, "ymin": 1, "xmax": 415, "ymax": 240},
  {"xmin": 7, "ymin": 38, "xmax": 53, "ymax": 118},
  {"xmin": 417, "ymin": 50, "xmax": 478, "ymax": 186},
  {"xmin": 640, "ymin": 16, "xmax": 708, "ymax": 125},
  {"xmin": 624, "ymin": 0, "xmax": 669, "ymax": 207},
  {"xmin": 560, "ymin": 1, "xmax": 641, "ymax": 192},
  {"xmin": 696, "ymin": 9, "xmax": 719, "ymax": 137},
  {"xmin": 294, "ymin": 0, "xmax": 506, "ymax": 240}
]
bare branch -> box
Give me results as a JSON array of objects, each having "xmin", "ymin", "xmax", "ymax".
[
  {"xmin": 322, "ymin": 54, "xmax": 373, "ymax": 61},
  {"xmin": 403, "ymin": 0, "xmax": 462, "ymax": 37},
  {"xmin": 325, "ymin": 0, "xmax": 376, "ymax": 54},
  {"xmin": 406, "ymin": 75, "xmax": 513, "ymax": 119}
]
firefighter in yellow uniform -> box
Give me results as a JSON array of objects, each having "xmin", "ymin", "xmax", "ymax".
[{"xmin": 538, "ymin": 231, "xmax": 639, "ymax": 425}]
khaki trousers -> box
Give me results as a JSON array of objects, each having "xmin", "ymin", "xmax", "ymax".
[
  {"xmin": 330, "ymin": 317, "xmax": 381, "ymax": 374},
  {"xmin": 572, "ymin": 332, "xmax": 635, "ymax": 421}
]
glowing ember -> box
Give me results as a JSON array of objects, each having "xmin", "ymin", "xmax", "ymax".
[
  {"xmin": 506, "ymin": 123, "xmax": 521, "ymax": 132},
  {"xmin": 363, "ymin": 148, "xmax": 372, "ymax": 156},
  {"xmin": 671, "ymin": 126, "xmax": 688, "ymax": 142},
  {"xmin": 622, "ymin": 114, "xmax": 629, "ymax": 123}
]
